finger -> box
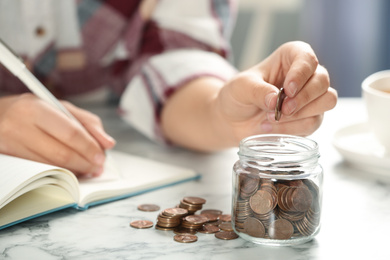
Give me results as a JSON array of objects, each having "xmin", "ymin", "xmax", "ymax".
[
  {"xmin": 35, "ymin": 101, "xmax": 106, "ymax": 167},
  {"xmin": 233, "ymin": 71, "xmax": 280, "ymax": 111},
  {"xmin": 282, "ymin": 65, "xmax": 330, "ymax": 116},
  {"xmin": 2, "ymin": 125, "xmax": 102, "ymax": 176},
  {"xmin": 85, "ymin": 125, "xmax": 116, "ymax": 149},
  {"xmin": 283, "ymin": 43, "xmax": 319, "ymax": 98},
  {"xmin": 266, "ymin": 86, "xmax": 337, "ymax": 123},
  {"xmin": 28, "ymin": 132, "xmax": 103, "ymax": 176},
  {"xmin": 272, "ymin": 114, "xmax": 324, "ymax": 136},
  {"xmin": 63, "ymin": 102, "xmax": 116, "ymax": 149}
]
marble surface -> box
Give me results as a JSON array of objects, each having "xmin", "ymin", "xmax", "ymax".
[{"xmin": 1, "ymin": 98, "xmax": 390, "ymax": 260}]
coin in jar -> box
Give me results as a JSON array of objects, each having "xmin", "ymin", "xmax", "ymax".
[
  {"xmin": 243, "ymin": 217, "xmax": 265, "ymax": 238},
  {"xmin": 174, "ymin": 234, "xmax": 198, "ymax": 243},
  {"xmin": 130, "ymin": 220, "xmax": 154, "ymax": 229},
  {"xmin": 268, "ymin": 219, "xmax": 294, "ymax": 240},
  {"xmin": 249, "ymin": 190, "xmax": 273, "ymax": 214}
]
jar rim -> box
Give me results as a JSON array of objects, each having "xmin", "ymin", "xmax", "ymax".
[{"xmin": 237, "ymin": 134, "xmax": 319, "ymax": 171}]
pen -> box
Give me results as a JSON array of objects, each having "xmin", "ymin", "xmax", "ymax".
[{"xmin": 0, "ymin": 38, "xmax": 78, "ymax": 122}]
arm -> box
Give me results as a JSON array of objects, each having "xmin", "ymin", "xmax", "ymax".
[{"xmin": 161, "ymin": 42, "xmax": 337, "ymax": 151}]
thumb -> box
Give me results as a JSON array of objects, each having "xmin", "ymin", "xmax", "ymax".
[{"xmin": 232, "ymin": 72, "xmax": 280, "ymax": 111}]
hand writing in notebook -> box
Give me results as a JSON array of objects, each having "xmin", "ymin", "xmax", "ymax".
[{"xmin": 0, "ymin": 94, "xmax": 116, "ymax": 177}]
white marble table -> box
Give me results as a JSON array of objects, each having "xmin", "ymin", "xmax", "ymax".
[{"xmin": 1, "ymin": 98, "xmax": 390, "ymax": 260}]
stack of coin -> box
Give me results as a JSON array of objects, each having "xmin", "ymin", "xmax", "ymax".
[
  {"xmin": 199, "ymin": 209, "xmax": 223, "ymax": 223},
  {"xmin": 151, "ymin": 196, "xmax": 238, "ymax": 242},
  {"xmin": 179, "ymin": 196, "xmax": 206, "ymax": 214},
  {"xmin": 155, "ymin": 208, "xmax": 188, "ymax": 230},
  {"xmin": 234, "ymin": 198, "xmax": 252, "ymax": 231},
  {"xmin": 181, "ymin": 215, "xmax": 209, "ymax": 230},
  {"xmin": 233, "ymin": 175, "xmax": 320, "ymax": 240},
  {"xmin": 239, "ymin": 173, "xmax": 259, "ymax": 199}
]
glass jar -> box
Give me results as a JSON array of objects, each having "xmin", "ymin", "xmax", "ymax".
[{"xmin": 232, "ymin": 134, "xmax": 323, "ymax": 246}]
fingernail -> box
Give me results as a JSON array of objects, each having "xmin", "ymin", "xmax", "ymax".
[
  {"xmin": 287, "ymin": 82, "xmax": 297, "ymax": 97},
  {"xmin": 285, "ymin": 99, "xmax": 297, "ymax": 115},
  {"xmin": 95, "ymin": 127, "xmax": 116, "ymax": 145},
  {"xmin": 105, "ymin": 133, "xmax": 116, "ymax": 144},
  {"xmin": 94, "ymin": 153, "xmax": 105, "ymax": 165},
  {"xmin": 92, "ymin": 166, "xmax": 104, "ymax": 177},
  {"xmin": 266, "ymin": 112, "xmax": 276, "ymax": 122},
  {"xmin": 265, "ymin": 92, "xmax": 277, "ymax": 110},
  {"xmin": 261, "ymin": 121, "xmax": 273, "ymax": 132}
]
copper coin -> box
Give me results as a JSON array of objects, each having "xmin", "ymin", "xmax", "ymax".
[
  {"xmin": 174, "ymin": 227, "xmax": 198, "ymax": 235},
  {"xmin": 291, "ymin": 187, "xmax": 313, "ymax": 212},
  {"xmin": 198, "ymin": 224, "xmax": 220, "ymax": 234},
  {"xmin": 218, "ymin": 214, "xmax": 232, "ymax": 222},
  {"xmin": 218, "ymin": 222, "xmax": 233, "ymax": 232},
  {"xmin": 215, "ymin": 231, "xmax": 239, "ymax": 240},
  {"xmin": 201, "ymin": 209, "xmax": 223, "ymax": 215},
  {"xmin": 155, "ymin": 225, "xmax": 175, "ymax": 231},
  {"xmin": 240, "ymin": 174, "xmax": 260, "ymax": 197},
  {"xmin": 268, "ymin": 219, "xmax": 294, "ymax": 240},
  {"xmin": 163, "ymin": 207, "xmax": 188, "ymax": 217},
  {"xmin": 184, "ymin": 215, "xmax": 209, "ymax": 225},
  {"xmin": 275, "ymin": 87, "xmax": 287, "ymax": 121},
  {"xmin": 130, "ymin": 220, "xmax": 154, "ymax": 229},
  {"xmin": 249, "ymin": 190, "xmax": 273, "ymax": 214},
  {"xmin": 183, "ymin": 196, "xmax": 206, "ymax": 205},
  {"xmin": 243, "ymin": 217, "xmax": 265, "ymax": 238},
  {"xmin": 137, "ymin": 204, "xmax": 160, "ymax": 212},
  {"xmin": 199, "ymin": 213, "xmax": 219, "ymax": 222},
  {"xmin": 174, "ymin": 234, "xmax": 198, "ymax": 243}
]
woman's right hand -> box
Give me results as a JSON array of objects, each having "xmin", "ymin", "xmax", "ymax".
[{"xmin": 0, "ymin": 93, "xmax": 115, "ymax": 177}]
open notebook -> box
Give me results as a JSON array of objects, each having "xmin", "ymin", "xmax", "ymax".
[{"xmin": 0, "ymin": 150, "xmax": 199, "ymax": 230}]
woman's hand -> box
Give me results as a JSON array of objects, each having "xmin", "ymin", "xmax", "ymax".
[
  {"xmin": 215, "ymin": 41, "xmax": 338, "ymax": 145},
  {"xmin": 0, "ymin": 93, "xmax": 115, "ymax": 177},
  {"xmin": 161, "ymin": 41, "xmax": 337, "ymax": 151}
]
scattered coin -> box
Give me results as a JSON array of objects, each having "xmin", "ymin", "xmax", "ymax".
[
  {"xmin": 130, "ymin": 220, "xmax": 154, "ymax": 229},
  {"xmin": 163, "ymin": 208, "xmax": 188, "ymax": 217},
  {"xmin": 201, "ymin": 209, "xmax": 223, "ymax": 216},
  {"xmin": 174, "ymin": 227, "xmax": 197, "ymax": 235},
  {"xmin": 133, "ymin": 196, "xmax": 239, "ymax": 243},
  {"xmin": 174, "ymin": 234, "xmax": 198, "ymax": 243},
  {"xmin": 183, "ymin": 196, "xmax": 206, "ymax": 205},
  {"xmin": 198, "ymin": 224, "xmax": 220, "ymax": 234},
  {"xmin": 137, "ymin": 204, "xmax": 160, "ymax": 212},
  {"xmin": 218, "ymin": 222, "xmax": 233, "ymax": 232},
  {"xmin": 215, "ymin": 231, "xmax": 239, "ymax": 240},
  {"xmin": 218, "ymin": 214, "xmax": 232, "ymax": 222}
]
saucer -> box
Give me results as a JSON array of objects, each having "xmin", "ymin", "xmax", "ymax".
[{"xmin": 332, "ymin": 122, "xmax": 390, "ymax": 176}]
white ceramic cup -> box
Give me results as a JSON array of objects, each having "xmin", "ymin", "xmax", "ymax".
[{"xmin": 362, "ymin": 70, "xmax": 390, "ymax": 151}]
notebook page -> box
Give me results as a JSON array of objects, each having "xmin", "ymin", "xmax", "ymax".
[
  {"xmin": 77, "ymin": 150, "xmax": 198, "ymax": 207},
  {"xmin": 0, "ymin": 154, "xmax": 78, "ymax": 207}
]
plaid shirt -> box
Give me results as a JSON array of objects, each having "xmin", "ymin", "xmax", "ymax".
[{"xmin": 0, "ymin": 0, "xmax": 237, "ymax": 143}]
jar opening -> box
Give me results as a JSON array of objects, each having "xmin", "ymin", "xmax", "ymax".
[{"xmin": 237, "ymin": 135, "xmax": 319, "ymax": 174}]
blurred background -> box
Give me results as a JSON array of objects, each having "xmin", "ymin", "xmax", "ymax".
[{"xmin": 231, "ymin": 0, "xmax": 390, "ymax": 97}]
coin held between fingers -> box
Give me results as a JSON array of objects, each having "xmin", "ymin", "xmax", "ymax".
[{"xmin": 275, "ymin": 88, "xmax": 287, "ymax": 121}]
